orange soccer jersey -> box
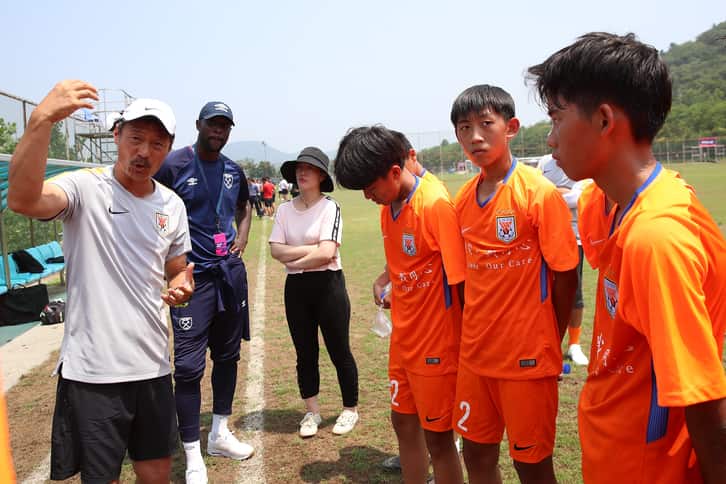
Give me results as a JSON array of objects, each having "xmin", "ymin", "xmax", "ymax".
[
  {"xmin": 382, "ymin": 175, "xmax": 467, "ymax": 376},
  {"xmin": 578, "ymin": 180, "xmax": 612, "ymax": 270},
  {"xmin": 0, "ymin": 376, "xmax": 16, "ymax": 483},
  {"xmin": 454, "ymin": 160, "xmax": 578, "ymax": 379},
  {"xmin": 578, "ymin": 164, "xmax": 726, "ymax": 484}
]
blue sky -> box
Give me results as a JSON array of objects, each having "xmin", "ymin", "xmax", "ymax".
[{"xmin": 3, "ymin": 0, "xmax": 723, "ymax": 152}]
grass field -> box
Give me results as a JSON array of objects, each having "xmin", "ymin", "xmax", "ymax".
[{"xmin": 6, "ymin": 161, "xmax": 726, "ymax": 483}]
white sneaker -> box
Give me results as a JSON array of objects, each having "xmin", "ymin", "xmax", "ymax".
[
  {"xmin": 332, "ymin": 409, "xmax": 359, "ymax": 435},
  {"xmin": 567, "ymin": 343, "xmax": 589, "ymax": 366},
  {"xmin": 207, "ymin": 431, "xmax": 254, "ymax": 460},
  {"xmin": 185, "ymin": 465, "xmax": 208, "ymax": 484},
  {"xmin": 299, "ymin": 412, "xmax": 322, "ymax": 438}
]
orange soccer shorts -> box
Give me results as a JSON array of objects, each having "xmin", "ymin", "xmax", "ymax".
[
  {"xmin": 389, "ymin": 364, "xmax": 457, "ymax": 432},
  {"xmin": 452, "ymin": 364, "xmax": 558, "ymax": 463}
]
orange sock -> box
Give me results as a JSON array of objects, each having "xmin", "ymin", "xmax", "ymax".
[{"xmin": 568, "ymin": 326, "xmax": 581, "ymax": 346}]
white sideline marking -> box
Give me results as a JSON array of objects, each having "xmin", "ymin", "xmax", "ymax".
[
  {"xmin": 238, "ymin": 219, "xmax": 268, "ymax": 483},
  {"xmin": 1, "ymin": 324, "xmax": 64, "ymax": 392},
  {"xmin": 20, "ymin": 452, "xmax": 50, "ymax": 484}
]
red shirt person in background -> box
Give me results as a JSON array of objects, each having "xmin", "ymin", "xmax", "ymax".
[{"xmin": 261, "ymin": 177, "xmax": 276, "ymax": 217}]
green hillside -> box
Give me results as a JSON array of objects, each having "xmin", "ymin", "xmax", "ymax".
[
  {"xmin": 659, "ymin": 21, "xmax": 726, "ymax": 139},
  {"xmin": 419, "ymin": 22, "xmax": 726, "ymax": 170}
]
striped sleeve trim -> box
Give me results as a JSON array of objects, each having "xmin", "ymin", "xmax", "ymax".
[{"xmin": 326, "ymin": 196, "xmax": 341, "ymax": 242}]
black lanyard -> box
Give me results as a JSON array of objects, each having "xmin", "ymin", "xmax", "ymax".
[{"xmin": 191, "ymin": 145, "xmax": 226, "ymax": 231}]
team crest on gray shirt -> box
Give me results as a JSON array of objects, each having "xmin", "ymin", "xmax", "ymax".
[{"xmin": 155, "ymin": 211, "xmax": 169, "ymax": 235}]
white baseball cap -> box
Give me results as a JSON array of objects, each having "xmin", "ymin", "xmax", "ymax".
[{"xmin": 117, "ymin": 98, "xmax": 176, "ymax": 136}]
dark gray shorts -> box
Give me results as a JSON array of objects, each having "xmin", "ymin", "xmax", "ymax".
[{"xmin": 50, "ymin": 370, "xmax": 177, "ymax": 483}]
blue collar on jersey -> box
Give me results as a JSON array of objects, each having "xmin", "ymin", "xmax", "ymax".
[
  {"xmin": 609, "ymin": 162, "xmax": 662, "ymax": 236},
  {"xmin": 478, "ymin": 158, "xmax": 517, "ymax": 208},
  {"xmin": 391, "ymin": 174, "xmax": 420, "ymax": 221}
]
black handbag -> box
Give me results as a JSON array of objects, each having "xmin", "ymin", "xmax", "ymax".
[
  {"xmin": 0, "ymin": 284, "xmax": 49, "ymax": 325},
  {"xmin": 40, "ymin": 300, "xmax": 65, "ymax": 325},
  {"xmin": 12, "ymin": 250, "xmax": 44, "ymax": 273}
]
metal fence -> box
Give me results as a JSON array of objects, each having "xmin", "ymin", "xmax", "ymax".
[
  {"xmin": 404, "ymin": 129, "xmax": 725, "ymax": 176},
  {"xmin": 1, "ymin": 88, "xmax": 722, "ymax": 167},
  {"xmin": 0, "ymin": 88, "xmax": 134, "ymax": 163}
]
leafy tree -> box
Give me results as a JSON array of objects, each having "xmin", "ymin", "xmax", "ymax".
[
  {"xmin": 235, "ymin": 159, "xmax": 278, "ymax": 179},
  {"xmin": 48, "ymin": 122, "xmax": 74, "ymax": 159},
  {"xmin": 0, "ymin": 118, "xmax": 18, "ymax": 154},
  {"xmin": 658, "ymin": 21, "xmax": 726, "ymax": 141}
]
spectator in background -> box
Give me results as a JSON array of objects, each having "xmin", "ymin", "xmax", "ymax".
[
  {"xmin": 261, "ymin": 176, "xmax": 276, "ymax": 217},
  {"xmin": 537, "ymin": 154, "xmax": 589, "ymax": 366},
  {"xmin": 248, "ymin": 177, "xmax": 263, "ymax": 218},
  {"xmin": 278, "ymin": 177, "xmax": 291, "ymax": 201}
]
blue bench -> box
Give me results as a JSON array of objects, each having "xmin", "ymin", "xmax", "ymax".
[{"xmin": 0, "ymin": 241, "xmax": 65, "ymax": 294}]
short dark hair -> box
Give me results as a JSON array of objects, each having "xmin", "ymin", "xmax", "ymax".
[
  {"xmin": 450, "ymin": 85, "xmax": 516, "ymax": 126},
  {"xmin": 391, "ymin": 129, "xmax": 413, "ymax": 152},
  {"xmin": 334, "ymin": 125, "xmax": 409, "ymax": 190},
  {"xmin": 527, "ymin": 32, "xmax": 672, "ymax": 143}
]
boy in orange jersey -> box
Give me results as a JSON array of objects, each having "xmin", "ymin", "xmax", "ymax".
[
  {"xmin": 335, "ymin": 125, "xmax": 466, "ymax": 484},
  {"xmin": 528, "ymin": 32, "xmax": 726, "ymax": 484},
  {"xmin": 450, "ymin": 84, "xmax": 579, "ymax": 484},
  {"xmin": 0, "ymin": 375, "xmax": 16, "ymax": 483}
]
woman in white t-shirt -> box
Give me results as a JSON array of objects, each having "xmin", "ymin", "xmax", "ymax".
[{"xmin": 269, "ymin": 147, "xmax": 359, "ymax": 438}]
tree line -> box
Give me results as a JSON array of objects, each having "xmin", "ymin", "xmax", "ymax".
[{"xmin": 417, "ymin": 21, "xmax": 726, "ymax": 171}]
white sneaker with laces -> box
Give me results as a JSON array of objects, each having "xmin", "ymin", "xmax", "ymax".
[
  {"xmin": 299, "ymin": 412, "xmax": 322, "ymax": 437},
  {"xmin": 567, "ymin": 343, "xmax": 589, "ymax": 366},
  {"xmin": 332, "ymin": 409, "xmax": 359, "ymax": 435},
  {"xmin": 185, "ymin": 465, "xmax": 208, "ymax": 484},
  {"xmin": 207, "ymin": 431, "xmax": 254, "ymax": 460}
]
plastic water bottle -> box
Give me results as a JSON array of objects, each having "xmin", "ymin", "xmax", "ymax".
[{"xmin": 371, "ymin": 283, "xmax": 393, "ymax": 337}]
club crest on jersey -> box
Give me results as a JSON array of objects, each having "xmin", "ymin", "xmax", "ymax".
[
  {"xmin": 496, "ymin": 216, "xmax": 516, "ymax": 243},
  {"xmin": 223, "ymin": 173, "xmax": 233, "ymax": 190},
  {"xmin": 178, "ymin": 317, "xmax": 193, "ymax": 331},
  {"xmin": 155, "ymin": 211, "xmax": 169, "ymax": 235},
  {"xmin": 402, "ymin": 233, "xmax": 417, "ymax": 256},
  {"xmin": 603, "ymin": 277, "xmax": 618, "ymax": 318}
]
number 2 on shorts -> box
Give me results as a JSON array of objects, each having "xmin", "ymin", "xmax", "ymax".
[
  {"xmin": 390, "ymin": 379, "xmax": 400, "ymax": 407},
  {"xmin": 457, "ymin": 401, "xmax": 471, "ymax": 432}
]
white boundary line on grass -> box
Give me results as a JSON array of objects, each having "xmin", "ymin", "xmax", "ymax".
[
  {"xmin": 20, "ymin": 453, "xmax": 50, "ymax": 484},
  {"xmin": 238, "ymin": 218, "xmax": 268, "ymax": 483}
]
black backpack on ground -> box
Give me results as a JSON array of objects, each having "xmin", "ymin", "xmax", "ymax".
[
  {"xmin": 12, "ymin": 250, "xmax": 44, "ymax": 273},
  {"xmin": 40, "ymin": 300, "xmax": 65, "ymax": 325}
]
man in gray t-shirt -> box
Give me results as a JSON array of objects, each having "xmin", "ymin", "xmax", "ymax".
[
  {"xmin": 7, "ymin": 80, "xmax": 193, "ymax": 484},
  {"xmin": 537, "ymin": 154, "xmax": 589, "ymax": 367}
]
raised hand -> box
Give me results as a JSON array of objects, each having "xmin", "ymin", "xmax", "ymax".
[{"xmin": 34, "ymin": 80, "xmax": 99, "ymax": 125}]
